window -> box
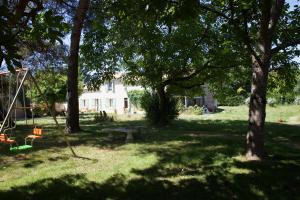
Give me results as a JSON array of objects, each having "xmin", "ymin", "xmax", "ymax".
[
  {"xmin": 108, "ymin": 81, "xmax": 113, "ymax": 91},
  {"xmin": 106, "ymin": 98, "xmax": 116, "ymax": 108},
  {"xmin": 124, "ymin": 98, "xmax": 128, "ymax": 108}
]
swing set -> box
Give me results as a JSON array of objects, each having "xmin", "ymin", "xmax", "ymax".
[
  {"xmin": 0, "ymin": 68, "xmax": 75, "ymax": 155},
  {"xmin": 0, "ymin": 68, "xmax": 44, "ymax": 151}
]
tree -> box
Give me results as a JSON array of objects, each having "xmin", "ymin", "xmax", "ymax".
[
  {"xmin": 127, "ymin": 90, "xmax": 145, "ymax": 109},
  {"xmin": 82, "ymin": 0, "xmax": 241, "ymax": 126},
  {"xmin": 27, "ymin": 68, "xmax": 68, "ymax": 114},
  {"xmin": 66, "ymin": 0, "xmax": 90, "ymax": 133},
  {"xmin": 209, "ymin": 64, "xmax": 251, "ymax": 106},
  {"xmin": 0, "ymin": 0, "xmax": 68, "ymax": 71},
  {"xmin": 294, "ymin": 74, "xmax": 300, "ymax": 96},
  {"xmin": 197, "ymin": 0, "xmax": 300, "ymax": 159},
  {"xmin": 267, "ymin": 63, "xmax": 299, "ymax": 104}
]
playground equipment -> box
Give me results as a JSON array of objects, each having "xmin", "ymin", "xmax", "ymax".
[
  {"xmin": 25, "ymin": 127, "xmax": 43, "ymax": 146},
  {"xmin": 0, "ymin": 67, "xmax": 77, "ymax": 156},
  {"xmin": 0, "ymin": 68, "xmax": 40, "ymax": 151}
]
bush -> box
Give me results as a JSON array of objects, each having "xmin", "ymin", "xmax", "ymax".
[
  {"xmin": 176, "ymin": 100, "xmax": 185, "ymax": 113},
  {"xmin": 217, "ymin": 95, "xmax": 245, "ymax": 106},
  {"xmin": 127, "ymin": 90, "xmax": 145, "ymax": 109},
  {"xmin": 140, "ymin": 92, "xmax": 178, "ymax": 125},
  {"xmin": 183, "ymin": 105, "xmax": 204, "ymax": 115},
  {"xmin": 32, "ymin": 106, "xmax": 47, "ymax": 117}
]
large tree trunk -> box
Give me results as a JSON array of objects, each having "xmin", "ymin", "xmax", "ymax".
[
  {"xmin": 245, "ymin": 0, "xmax": 285, "ymax": 160},
  {"xmin": 66, "ymin": 0, "xmax": 90, "ymax": 133},
  {"xmin": 246, "ymin": 56, "xmax": 269, "ymax": 160}
]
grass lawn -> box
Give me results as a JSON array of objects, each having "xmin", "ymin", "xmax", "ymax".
[{"xmin": 0, "ymin": 105, "xmax": 300, "ymax": 200}]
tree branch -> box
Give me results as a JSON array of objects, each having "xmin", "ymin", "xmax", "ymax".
[
  {"xmin": 13, "ymin": 0, "xmax": 30, "ymax": 22},
  {"xmin": 259, "ymin": 0, "xmax": 272, "ymax": 39},
  {"xmin": 59, "ymin": 0, "xmax": 77, "ymax": 9},
  {"xmin": 166, "ymin": 26, "xmax": 211, "ymax": 83},
  {"xmin": 162, "ymin": 60, "xmax": 210, "ymax": 87},
  {"xmin": 241, "ymin": 11, "xmax": 263, "ymax": 66},
  {"xmin": 198, "ymin": 3, "xmax": 230, "ymax": 20},
  {"xmin": 197, "ymin": 2, "xmax": 263, "ymax": 65},
  {"xmin": 172, "ymin": 82, "xmax": 204, "ymax": 89},
  {"xmin": 268, "ymin": 0, "xmax": 285, "ymax": 35},
  {"xmin": 271, "ymin": 38, "xmax": 300, "ymax": 54}
]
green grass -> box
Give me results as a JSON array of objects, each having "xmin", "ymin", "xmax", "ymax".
[{"xmin": 0, "ymin": 105, "xmax": 299, "ymax": 200}]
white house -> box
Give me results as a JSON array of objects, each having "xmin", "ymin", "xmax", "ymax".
[
  {"xmin": 79, "ymin": 76, "xmax": 143, "ymax": 114},
  {"xmin": 182, "ymin": 84, "xmax": 218, "ymax": 111},
  {"xmin": 79, "ymin": 75, "xmax": 218, "ymax": 114}
]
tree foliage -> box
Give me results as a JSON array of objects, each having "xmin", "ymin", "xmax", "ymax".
[
  {"xmin": 0, "ymin": 0, "xmax": 69, "ymax": 71},
  {"xmin": 27, "ymin": 68, "xmax": 68, "ymax": 113},
  {"xmin": 127, "ymin": 90, "xmax": 145, "ymax": 109},
  {"xmin": 82, "ymin": 0, "xmax": 245, "ymax": 125},
  {"xmin": 140, "ymin": 91, "xmax": 179, "ymax": 125},
  {"xmin": 268, "ymin": 64, "xmax": 300, "ymax": 103},
  {"xmin": 82, "ymin": 0, "xmax": 243, "ymax": 89},
  {"xmin": 198, "ymin": 0, "xmax": 300, "ymax": 159}
]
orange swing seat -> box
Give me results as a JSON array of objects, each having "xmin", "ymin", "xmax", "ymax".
[
  {"xmin": 25, "ymin": 128, "xmax": 43, "ymax": 146},
  {"xmin": 0, "ymin": 133, "xmax": 18, "ymax": 146}
]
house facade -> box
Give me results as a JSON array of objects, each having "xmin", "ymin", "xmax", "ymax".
[
  {"xmin": 79, "ymin": 78, "xmax": 217, "ymax": 114},
  {"xmin": 79, "ymin": 78, "xmax": 143, "ymax": 114},
  {"xmin": 182, "ymin": 84, "xmax": 218, "ymax": 112}
]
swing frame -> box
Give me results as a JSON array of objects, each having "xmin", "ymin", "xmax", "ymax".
[{"xmin": 0, "ymin": 68, "xmax": 77, "ymax": 156}]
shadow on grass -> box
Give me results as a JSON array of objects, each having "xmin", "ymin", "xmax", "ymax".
[
  {"xmin": 1, "ymin": 157, "xmax": 299, "ymax": 200},
  {"xmin": 0, "ymin": 139, "xmax": 299, "ymax": 198},
  {"xmin": 1, "ymin": 118, "xmax": 299, "ymax": 157},
  {"xmin": 1, "ymin": 119, "xmax": 300, "ymax": 199}
]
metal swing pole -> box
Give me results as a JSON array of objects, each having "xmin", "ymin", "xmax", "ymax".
[
  {"xmin": 0, "ymin": 75, "xmax": 5, "ymax": 122},
  {"xmin": 22, "ymin": 85, "xmax": 27, "ymax": 125},
  {"xmin": 5, "ymin": 74, "xmax": 12, "ymax": 130},
  {"xmin": 28, "ymin": 70, "xmax": 77, "ymax": 157},
  {"xmin": 0, "ymin": 69, "xmax": 29, "ymax": 133}
]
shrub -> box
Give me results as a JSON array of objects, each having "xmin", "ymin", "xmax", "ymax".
[
  {"xmin": 176, "ymin": 100, "xmax": 185, "ymax": 113},
  {"xmin": 32, "ymin": 105, "xmax": 47, "ymax": 117},
  {"xmin": 140, "ymin": 92, "xmax": 178, "ymax": 125},
  {"xmin": 127, "ymin": 90, "xmax": 145, "ymax": 109},
  {"xmin": 217, "ymin": 95, "xmax": 245, "ymax": 106},
  {"xmin": 183, "ymin": 105, "xmax": 204, "ymax": 115},
  {"xmin": 191, "ymin": 105, "xmax": 204, "ymax": 115}
]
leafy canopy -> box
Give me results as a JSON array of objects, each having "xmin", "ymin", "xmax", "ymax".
[
  {"xmin": 81, "ymin": 0, "xmax": 243, "ymax": 94},
  {"xmin": 0, "ymin": 1, "xmax": 69, "ymax": 71}
]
